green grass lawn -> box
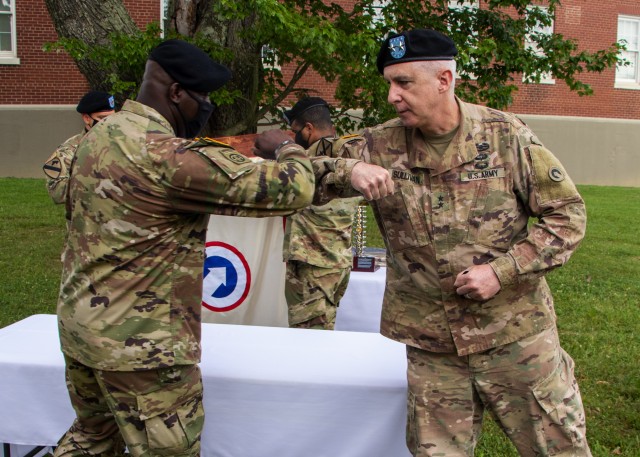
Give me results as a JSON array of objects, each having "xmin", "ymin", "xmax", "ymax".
[{"xmin": 1, "ymin": 178, "xmax": 639, "ymax": 456}]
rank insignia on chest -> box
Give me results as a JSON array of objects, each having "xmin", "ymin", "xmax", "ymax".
[
  {"xmin": 460, "ymin": 167, "xmax": 505, "ymax": 182},
  {"xmin": 431, "ymin": 192, "xmax": 450, "ymax": 211}
]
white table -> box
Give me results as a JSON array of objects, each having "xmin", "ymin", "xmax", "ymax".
[
  {"xmin": 0, "ymin": 314, "xmax": 410, "ymax": 457},
  {"xmin": 336, "ymin": 267, "xmax": 387, "ymax": 333}
]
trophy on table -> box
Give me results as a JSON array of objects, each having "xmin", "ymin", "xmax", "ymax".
[{"xmin": 352, "ymin": 201, "xmax": 379, "ymax": 272}]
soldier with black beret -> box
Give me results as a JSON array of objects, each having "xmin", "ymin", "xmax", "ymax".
[
  {"xmin": 42, "ymin": 90, "xmax": 116, "ymax": 203},
  {"xmin": 53, "ymin": 39, "xmax": 317, "ymax": 457},
  {"xmin": 313, "ymin": 28, "xmax": 592, "ymax": 457}
]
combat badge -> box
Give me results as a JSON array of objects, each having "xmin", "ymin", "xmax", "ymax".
[{"xmin": 43, "ymin": 157, "xmax": 62, "ymax": 179}]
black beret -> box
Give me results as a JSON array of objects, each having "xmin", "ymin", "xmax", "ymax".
[
  {"xmin": 283, "ymin": 97, "xmax": 329, "ymax": 125},
  {"xmin": 76, "ymin": 91, "xmax": 115, "ymax": 114},
  {"xmin": 149, "ymin": 39, "xmax": 232, "ymax": 92},
  {"xmin": 376, "ymin": 29, "xmax": 458, "ymax": 74}
]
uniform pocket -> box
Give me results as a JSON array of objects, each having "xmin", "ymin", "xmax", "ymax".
[
  {"xmin": 532, "ymin": 351, "xmax": 587, "ymax": 454},
  {"xmin": 405, "ymin": 391, "xmax": 418, "ymax": 455},
  {"xmin": 375, "ymin": 184, "xmax": 429, "ymax": 253},
  {"xmin": 465, "ymin": 182, "xmax": 519, "ymax": 252},
  {"xmin": 136, "ymin": 366, "xmax": 204, "ymax": 455}
]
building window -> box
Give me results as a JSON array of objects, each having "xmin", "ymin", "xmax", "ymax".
[
  {"xmin": 372, "ymin": 0, "xmax": 390, "ymax": 25},
  {"xmin": 0, "ymin": 0, "xmax": 19, "ymax": 65},
  {"xmin": 448, "ymin": 0, "xmax": 478, "ymax": 80},
  {"xmin": 616, "ymin": 15, "xmax": 640, "ymax": 88},
  {"xmin": 524, "ymin": 6, "xmax": 555, "ymax": 85},
  {"xmin": 160, "ymin": 0, "xmax": 168, "ymax": 37}
]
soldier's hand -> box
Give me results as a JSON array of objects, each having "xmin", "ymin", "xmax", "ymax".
[
  {"xmin": 351, "ymin": 162, "xmax": 394, "ymax": 201},
  {"xmin": 254, "ymin": 130, "xmax": 295, "ymax": 160},
  {"xmin": 454, "ymin": 264, "xmax": 501, "ymax": 301}
]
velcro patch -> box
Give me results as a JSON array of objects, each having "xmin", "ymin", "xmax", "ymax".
[
  {"xmin": 195, "ymin": 148, "xmax": 254, "ymax": 180},
  {"xmin": 43, "ymin": 157, "xmax": 63, "ymax": 179},
  {"xmin": 528, "ymin": 145, "xmax": 578, "ymax": 203},
  {"xmin": 460, "ymin": 168, "xmax": 505, "ymax": 182},
  {"xmin": 392, "ymin": 169, "xmax": 423, "ymax": 185}
]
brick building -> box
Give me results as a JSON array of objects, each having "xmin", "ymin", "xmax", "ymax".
[{"xmin": 1, "ymin": 0, "xmax": 640, "ymax": 120}]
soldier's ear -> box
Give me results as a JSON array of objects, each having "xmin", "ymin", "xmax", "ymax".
[{"xmin": 168, "ymin": 82, "xmax": 183, "ymax": 103}]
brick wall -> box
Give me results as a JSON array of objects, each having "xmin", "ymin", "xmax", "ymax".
[
  {"xmin": 509, "ymin": 0, "xmax": 640, "ymax": 119},
  {"xmin": 288, "ymin": 0, "xmax": 640, "ymax": 120},
  {"xmin": 2, "ymin": 0, "xmax": 640, "ymax": 120},
  {"xmin": 0, "ymin": 0, "xmax": 160, "ymax": 105}
]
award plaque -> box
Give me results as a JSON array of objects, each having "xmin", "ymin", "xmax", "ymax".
[{"xmin": 352, "ymin": 202, "xmax": 379, "ymax": 272}]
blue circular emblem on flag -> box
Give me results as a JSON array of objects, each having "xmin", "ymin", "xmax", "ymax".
[
  {"xmin": 389, "ymin": 36, "xmax": 406, "ymax": 59},
  {"xmin": 202, "ymin": 242, "xmax": 251, "ymax": 312}
]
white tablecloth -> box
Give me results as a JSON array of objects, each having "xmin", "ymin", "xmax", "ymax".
[
  {"xmin": 336, "ymin": 267, "xmax": 386, "ymax": 333},
  {"xmin": 0, "ymin": 314, "xmax": 410, "ymax": 457}
]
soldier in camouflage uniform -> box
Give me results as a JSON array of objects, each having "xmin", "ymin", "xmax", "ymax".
[
  {"xmin": 256, "ymin": 97, "xmax": 363, "ymax": 329},
  {"xmin": 312, "ymin": 29, "xmax": 592, "ymax": 456},
  {"xmin": 42, "ymin": 91, "xmax": 116, "ymax": 203},
  {"xmin": 53, "ymin": 39, "xmax": 317, "ymax": 457}
]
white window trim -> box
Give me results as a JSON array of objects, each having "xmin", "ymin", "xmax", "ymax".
[
  {"xmin": 615, "ymin": 15, "xmax": 640, "ymax": 89},
  {"xmin": 0, "ymin": 0, "xmax": 19, "ymax": 65},
  {"xmin": 159, "ymin": 0, "xmax": 167, "ymax": 37},
  {"xmin": 448, "ymin": 0, "xmax": 478, "ymax": 80},
  {"xmin": 523, "ymin": 6, "xmax": 555, "ymax": 85},
  {"xmin": 261, "ymin": 44, "xmax": 280, "ymax": 71},
  {"xmin": 372, "ymin": 0, "xmax": 390, "ymax": 25}
]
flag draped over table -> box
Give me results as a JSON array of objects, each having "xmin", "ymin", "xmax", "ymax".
[{"xmin": 200, "ymin": 133, "xmax": 290, "ymax": 327}]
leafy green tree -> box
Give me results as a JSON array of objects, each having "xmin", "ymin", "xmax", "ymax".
[{"xmin": 44, "ymin": 0, "xmax": 624, "ymax": 136}]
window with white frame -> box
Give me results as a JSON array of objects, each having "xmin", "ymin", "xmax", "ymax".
[
  {"xmin": 448, "ymin": 0, "xmax": 477, "ymax": 80},
  {"xmin": 616, "ymin": 15, "xmax": 639, "ymax": 87},
  {"xmin": 0, "ymin": 0, "xmax": 19, "ymax": 65},
  {"xmin": 160, "ymin": 0, "xmax": 168, "ymax": 37},
  {"xmin": 524, "ymin": 6, "xmax": 555, "ymax": 84},
  {"xmin": 372, "ymin": 0, "xmax": 390, "ymax": 25}
]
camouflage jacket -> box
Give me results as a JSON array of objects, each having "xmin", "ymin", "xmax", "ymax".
[
  {"xmin": 43, "ymin": 131, "xmax": 84, "ymax": 204},
  {"xmin": 317, "ymin": 98, "xmax": 586, "ymax": 355},
  {"xmin": 284, "ymin": 135, "xmax": 363, "ymax": 268},
  {"xmin": 58, "ymin": 100, "xmax": 315, "ymax": 370}
]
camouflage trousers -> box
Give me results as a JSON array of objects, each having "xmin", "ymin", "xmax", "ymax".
[
  {"xmin": 285, "ymin": 261, "xmax": 351, "ymax": 330},
  {"xmin": 54, "ymin": 355, "xmax": 204, "ymax": 457},
  {"xmin": 406, "ymin": 327, "xmax": 591, "ymax": 457}
]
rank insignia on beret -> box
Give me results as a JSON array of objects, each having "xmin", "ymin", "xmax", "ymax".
[
  {"xmin": 548, "ymin": 167, "xmax": 565, "ymax": 182},
  {"xmin": 108, "ymin": 96, "xmax": 115, "ymax": 109},
  {"xmin": 389, "ymin": 36, "xmax": 406, "ymax": 59}
]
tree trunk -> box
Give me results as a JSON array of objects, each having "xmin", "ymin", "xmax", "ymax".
[
  {"xmin": 44, "ymin": 0, "xmax": 139, "ymax": 91},
  {"xmin": 168, "ymin": 0, "xmax": 263, "ymax": 136},
  {"xmin": 47, "ymin": 0, "xmax": 262, "ymax": 135}
]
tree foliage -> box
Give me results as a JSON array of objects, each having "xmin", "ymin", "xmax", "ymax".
[{"xmin": 44, "ymin": 0, "xmax": 624, "ymax": 136}]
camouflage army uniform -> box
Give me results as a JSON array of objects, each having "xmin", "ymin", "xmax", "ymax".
[
  {"xmin": 42, "ymin": 131, "xmax": 84, "ymax": 204},
  {"xmin": 55, "ymin": 100, "xmax": 314, "ymax": 457},
  {"xmin": 314, "ymin": 98, "xmax": 591, "ymax": 456},
  {"xmin": 285, "ymin": 135, "xmax": 363, "ymax": 329}
]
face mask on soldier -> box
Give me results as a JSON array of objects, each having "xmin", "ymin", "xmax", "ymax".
[
  {"xmin": 293, "ymin": 125, "xmax": 310, "ymax": 149},
  {"xmin": 175, "ymin": 88, "xmax": 214, "ymax": 139}
]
